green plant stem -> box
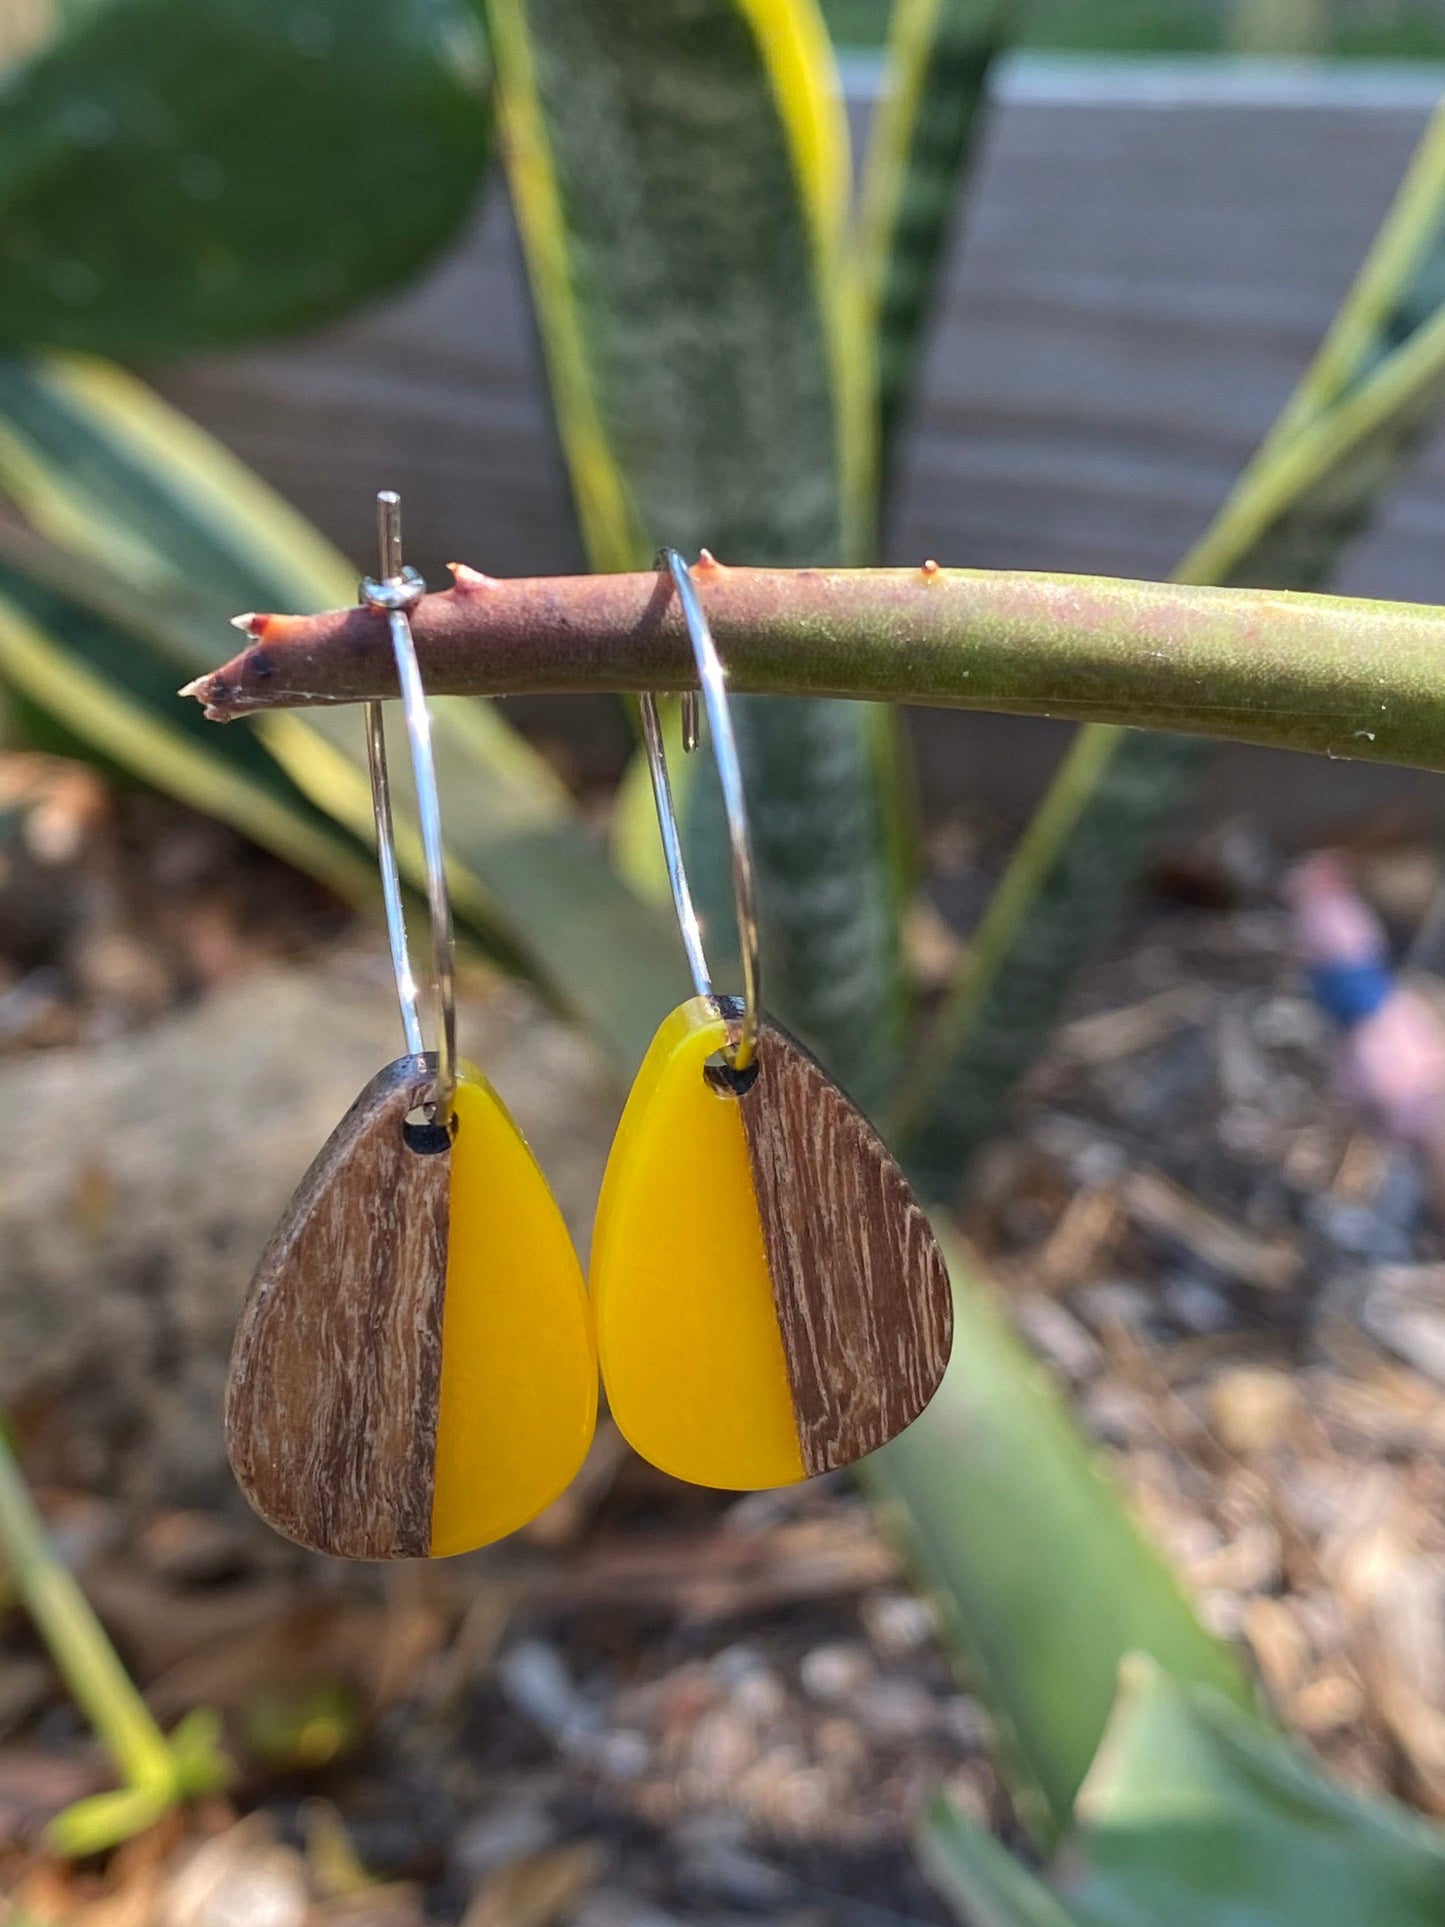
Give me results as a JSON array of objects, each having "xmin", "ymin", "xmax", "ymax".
[
  {"xmin": 195, "ymin": 563, "xmax": 1445, "ymax": 774},
  {"xmin": 0, "ymin": 1424, "xmax": 174, "ymax": 1793}
]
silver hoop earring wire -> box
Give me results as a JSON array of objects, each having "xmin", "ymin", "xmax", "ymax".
[
  {"xmin": 361, "ymin": 490, "xmax": 457, "ymax": 1130},
  {"xmin": 640, "ymin": 548, "xmax": 761, "ymax": 1073}
]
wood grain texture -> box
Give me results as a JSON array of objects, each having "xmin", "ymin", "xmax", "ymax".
[
  {"xmin": 736, "ymin": 1022, "xmax": 952, "ymax": 1474},
  {"xmin": 225, "ymin": 1056, "xmax": 450, "ymax": 1559}
]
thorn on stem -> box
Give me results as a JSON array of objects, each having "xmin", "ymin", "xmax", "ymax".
[
  {"xmin": 181, "ymin": 674, "xmax": 236, "ymax": 721},
  {"xmin": 920, "ymin": 559, "xmax": 941, "ymax": 581},
  {"xmin": 230, "ymin": 611, "xmax": 266, "ymax": 635},
  {"xmin": 450, "ymin": 563, "xmax": 497, "ymax": 592}
]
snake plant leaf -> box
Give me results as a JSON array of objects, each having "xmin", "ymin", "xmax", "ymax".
[
  {"xmin": 482, "ymin": 0, "xmax": 856, "ymax": 573},
  {"xmin": 859, "ymin": 1241, "xmax": 1253, "ymax": 1844},
  {"xmin": 857, "ymin": 0, "xmax": 1015, "ymax": 496},
  {"xmin": 1184, "ymin": 276, "xmax": 1445, "ymax": 595},
  {"xmin": 898, "ymin": 95, "xmax": 1445, "ymax": 1189},
  {"xmin": 1252, "ymin": 96, "xmax": 1445, "ymax": 458},
  {"xmin": 0, "ymin": 352, "xmax": 684, "ymax": 1065},
  {"xmin": 0, "ymin": 0, "xmax": 491, "ymax": 354},
  {"xmin": 1057, "ymin": 1660, "xmax": 1445, "ymax": 1927},
  {"xmin": 483, "ymin": 0, "xmax": 908, "ymax": 1105},
  {"xmin": 921, "ymin": 1795, "xmax": 1081, "ymax": 1927},
  {"xmin": 0, "ymin": 554, "xmax": 376, "ymax": 906},
  {"xmin": 923, "ymin": 1663, "xmax": 1445, "ymax": 1927},
  {"xmin": 894, "ymin": 727, "xmax": 1203, "ymax": 1193}
]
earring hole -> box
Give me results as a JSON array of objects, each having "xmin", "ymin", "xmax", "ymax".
[
  {"xmin": 403, "ymin": 1108, "xmax": 453, "ymax": 1155},
  {"xmin": 704, "ymin": 1054, "xmax": 759, "ymax": 1098}
]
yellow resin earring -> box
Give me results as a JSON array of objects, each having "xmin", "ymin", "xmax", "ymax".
[
  {"xmin": 591, "ymin": 551, "xmax": 952, "ymax": 1492},
  {"xmin": 225, "ymin": 494, "xmax": 596, "ymax": 1559}
]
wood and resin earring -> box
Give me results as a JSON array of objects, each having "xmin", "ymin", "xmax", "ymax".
[
  {"xmin": 226, "ymin": 494, "xmax": 596, "ymax": 1559},
  {"xmin": 590, "ymin": 551, "xmax": 952, "ymax": 1491}
]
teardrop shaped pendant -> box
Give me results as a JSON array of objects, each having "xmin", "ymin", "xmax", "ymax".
[
  {"xmin": 591, "ymin": 997, "xmax": 952, "ymax": 1490},
  {"xmin": 226, "ymin": 495, "xmax": 595, "ymax": 1560},
  {"xmin": 226, "ymin": 1055, "xmax": 596, "ymax": 1559}
]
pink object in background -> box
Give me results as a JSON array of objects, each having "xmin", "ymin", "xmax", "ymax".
[{"xmin": 1289, "ymin": 854, "xmax": 1445, "ymax": 1171}]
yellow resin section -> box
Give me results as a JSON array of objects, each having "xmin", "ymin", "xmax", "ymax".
[
  {"xmin": 591, "ymin": 999, "xmax": 806, "ymax": 1490},
  {"xmin": 430, "ymin": 1066, "xmax": 597, "ymax": 1555}
]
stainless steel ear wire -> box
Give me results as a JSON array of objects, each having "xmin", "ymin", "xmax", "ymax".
[
  {"xmin": 361, "ymin": 490, "xmax": 457, "ymax": 1130},
  {"xmin": 641, "ymin": 549, "xmax": 761, "ymax": 1073}
]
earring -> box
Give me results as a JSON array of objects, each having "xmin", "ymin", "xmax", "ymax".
[
  {"xmin": 226, "ymin": 494, "xmax": 596, "ymax": 1559},
  {"xmin": 591, "ymin": 551, "xmax": 952, "ymax": 1491}
]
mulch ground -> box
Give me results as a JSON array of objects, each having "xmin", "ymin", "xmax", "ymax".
[{"xmin": 4, "ymin": 753, "xmax": 1445, "ymax": 1923}]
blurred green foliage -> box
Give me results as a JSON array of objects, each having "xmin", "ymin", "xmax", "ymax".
[
  {"xmin": 924, "ymin": 1661, "xmax": 1445, "ymax": 1925},
  {"xmin": 0, "ymin": 0, "xmax": 491, "ymax": 352}
]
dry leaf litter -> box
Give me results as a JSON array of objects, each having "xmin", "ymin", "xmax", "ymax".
[{"xmin": 1, "ymin": 755, "xmax": 1444, "ymax": 1920}]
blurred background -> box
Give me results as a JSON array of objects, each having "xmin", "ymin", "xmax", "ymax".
[
  {"xmin": 150, "ymin": 4, "xmax": 1445, "ymax": 826},
  {"xmin": 12, "ymin": 1, "xmax": 1445, "ymax": 1922}
]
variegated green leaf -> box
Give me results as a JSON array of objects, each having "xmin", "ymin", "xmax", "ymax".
[
  {"xmin": 857, "ymin": 0, "xmax": 1015, "ymax": 494},
  {"xmin": 0, "ymin": 352, "xmax": 684, "ymax": 1065},
  {"xmin": 860, "ymin": 1243, "xmax": 1252, "ymax": 1841},
  {"xmin": 484, "ymin": 0, "xmax": 908, "ymax": 1103},
  {"xmin": 484, "ymin": 0, "xmax": 857, "ymax": 569},
  {"xmin": 894, "ymin": 727, "xmax": 1201, "ymax": 1193},
  {"xmin": 0, "ymin": 551, "xmax": 375, "ymax": 905}
]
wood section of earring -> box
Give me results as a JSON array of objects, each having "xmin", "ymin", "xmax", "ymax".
[
  {"xmin": 591, "ymin": 998, "xmax": 952, "ymax": 1490},
  {"xmin": 226, "ymin": 1057, "xmax": 596, "ymax": 1559}
]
